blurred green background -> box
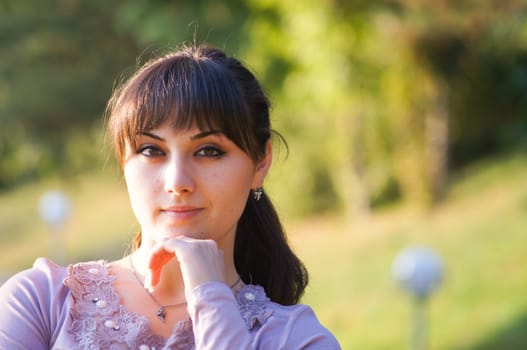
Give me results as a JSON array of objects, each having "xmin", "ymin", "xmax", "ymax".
[{"xmin": 1, "ymin": 0, "xmax": 527, "ymax": 349}]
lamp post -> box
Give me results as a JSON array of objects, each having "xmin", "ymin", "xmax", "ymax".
[
  {"xmin": 392, "ymin": 246, "xmax": 444, "ymax": 350},
  {"xmin": 38, "ymin": 190, "xmax": 71, "ymax": 263}
]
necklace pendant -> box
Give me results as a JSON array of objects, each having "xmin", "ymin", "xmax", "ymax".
[{"xmin": 156, "ymin": 306, "xmax": 166, "ymax": 322}]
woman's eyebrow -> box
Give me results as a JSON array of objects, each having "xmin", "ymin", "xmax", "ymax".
[
  {"xmin": 190, "ymin": 130, "xmax": 222, "ymax": 140},
  {"xmin": 139, "ymin": 132, "xmax": 165, "ymax": 141}
]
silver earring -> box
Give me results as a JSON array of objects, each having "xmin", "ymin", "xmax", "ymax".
[{"xmin": 253, "ymin": 187, "xmax": 263, "ymax": 201}]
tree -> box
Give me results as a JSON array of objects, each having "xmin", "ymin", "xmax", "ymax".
[{"xmin": 0, "ymin": 0, "xmax": 139, "ymax": 186}]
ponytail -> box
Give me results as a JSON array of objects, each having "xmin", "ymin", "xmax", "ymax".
[{"xmin": 234, "ymin": 191, "xmax": 308, "ymax": 305}]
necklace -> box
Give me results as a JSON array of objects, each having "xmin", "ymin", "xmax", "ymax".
[{"xmin": 128, "ymin": 255, "xmax": 241, "ymax": 322}]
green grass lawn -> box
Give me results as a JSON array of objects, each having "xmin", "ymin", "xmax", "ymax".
[
  {"xmin": 292, "ymin": 153, "xmax": 527, "ymax": 349},
  {"xmin": 1, "ymin": 152, "xmax": 527, "ymax": 349}
]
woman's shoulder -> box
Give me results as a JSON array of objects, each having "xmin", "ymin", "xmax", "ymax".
[
  {"xmin": 266, "ymin": 300, "xmax": 341, "ymax": 348},
  {"xmin": 0, "ymin": 258, "xmax": 111, "ymax": 301},
  {"xmin": 1, "ymin": 257, "xmax": 67, "ymax": 293},
  {"xmin": 235, "ymin": 284, "xmax": 341, "ymax": 348},
  {"xmin": 235, "ymin": 284, "xmax": 318, "ymax": 323},
  {"xmin": 0, "ymin": 257, "xmax": 72, "ymax": 332}
]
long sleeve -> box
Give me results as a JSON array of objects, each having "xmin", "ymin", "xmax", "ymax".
[
  {"xmin": 187, "ymin": 282, "xmax": 341, "ymax": 349},
  {"xmin": 188, "ymin": 282, "xmax": 253, "ymax": 349}
]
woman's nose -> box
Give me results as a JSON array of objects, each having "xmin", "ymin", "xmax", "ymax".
[{"xmin": 163, "ymin": 158, "xmax": 194, "ymax": 195}]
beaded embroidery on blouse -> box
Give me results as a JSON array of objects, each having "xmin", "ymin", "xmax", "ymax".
[{"xmin": 63, "ymin": 261, "xmax": 273, "ymax": 349}]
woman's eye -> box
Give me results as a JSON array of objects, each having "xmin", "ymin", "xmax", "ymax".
[
  {"xmin": 137, "ymin": 145, "xmax": 164, "ymax": 157},
  {"xmin": 196, "ymin": 146, "xmax": 225, "ymax": 158}
]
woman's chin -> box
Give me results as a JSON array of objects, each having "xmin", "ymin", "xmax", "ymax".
[{"xmin": 161, "ymin": 230, "xmax": 207, "ymax": 240}]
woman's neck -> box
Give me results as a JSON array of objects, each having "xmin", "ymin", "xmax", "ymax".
[{"xmin": 129, "ymin": 247, "xmax": 185, "ymax": 304}]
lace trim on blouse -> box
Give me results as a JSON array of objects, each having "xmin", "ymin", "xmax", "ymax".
[{"xmin": 63, "ymin": 261, "xmax": 272, "ymax": 349}]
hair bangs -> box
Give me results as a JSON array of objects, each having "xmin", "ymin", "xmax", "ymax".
[{"xmin": 109, "ymin": 52, "xmax": 258, "ymax": 164}]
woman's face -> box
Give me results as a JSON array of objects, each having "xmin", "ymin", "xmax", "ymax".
[{"xmin": 123, "ymin": 123, "xmax": 270, "ymax": 249}]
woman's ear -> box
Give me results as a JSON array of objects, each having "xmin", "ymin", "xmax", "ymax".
[{"xmin": 252, "ymin": 140, "xmax": 273, "ymax": 188}]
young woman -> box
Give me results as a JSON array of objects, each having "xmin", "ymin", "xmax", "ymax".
[{"xmin": 0, "ymin": 45, "xmax": 341, "ymax": 349}]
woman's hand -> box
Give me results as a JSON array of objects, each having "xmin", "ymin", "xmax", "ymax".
[{"xmin": 145, "ymin": 236, "xmax": 227, "ymax": 294}]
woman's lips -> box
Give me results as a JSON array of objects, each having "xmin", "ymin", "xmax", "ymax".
[{"xmin": 160, "ymin": 206, "xmax": 203, "ymax": 220}]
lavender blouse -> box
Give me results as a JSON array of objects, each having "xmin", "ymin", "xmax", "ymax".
[{"xmin": 0, "ymin": 258, "xmax": 340, "ymax": 349}]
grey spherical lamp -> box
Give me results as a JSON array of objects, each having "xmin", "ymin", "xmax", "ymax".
[
  {"xmin": 392, "ymin": 246, "xmax": 444, "ymax": 350},
  {"xmin": 39, "ymin": 190, "xmax": 71, "ymax": 262}
]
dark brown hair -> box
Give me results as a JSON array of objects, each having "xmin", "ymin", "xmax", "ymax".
[{"xmin": 106, "ymin": 45, "xmax": 308, "ymax": 305}]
